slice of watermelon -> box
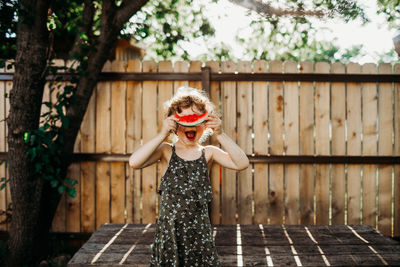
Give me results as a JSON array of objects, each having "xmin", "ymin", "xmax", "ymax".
[{"xmin": 174, "ymin": 111, "xmax": 208, "ymax": 126}]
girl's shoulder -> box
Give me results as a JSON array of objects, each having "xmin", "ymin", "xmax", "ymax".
[
  {"xmin": 159, "ymin": 142, "xmax": 173, "ymax": 163},
  {"xmin": 203, "ymin": 145, "xmax": 221, "ymax": 159}
]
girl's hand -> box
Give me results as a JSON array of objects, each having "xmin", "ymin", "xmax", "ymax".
[
  {"xmin": 161, "ymin": 116, "xmax": 179, "ymax": 137},
  {"xmin": 205, "ymin": 113, "xmax": 222, "ymax": 135}
]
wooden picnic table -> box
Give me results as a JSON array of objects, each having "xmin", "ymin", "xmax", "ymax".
[{"xmin": 68, "ymin": 224, "xmax": 400, "ymax": 266}]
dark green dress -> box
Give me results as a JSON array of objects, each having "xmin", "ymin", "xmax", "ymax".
[{"xmin": 149, "ymin": 145, "xmax": 221, "ymax": 266}]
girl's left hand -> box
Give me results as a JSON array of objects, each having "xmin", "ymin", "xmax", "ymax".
[{"xmin": 205, "ymin": 113, "xmax": 222, "ymax": 135}]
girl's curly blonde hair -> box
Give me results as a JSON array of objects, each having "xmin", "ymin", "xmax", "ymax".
[{"xmin": 164, "ymin": 86, "xmax": 216, "ymax": 143}]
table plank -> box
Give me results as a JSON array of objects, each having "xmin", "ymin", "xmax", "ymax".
[{"xmin": 69, "ymin": 224, "xmax": 400, "ymax": 266}]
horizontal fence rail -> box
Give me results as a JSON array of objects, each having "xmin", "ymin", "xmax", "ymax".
[
  {"xmin": 2, "ymin": 71, "xmax": 400, "ymax": 82},
  {"xmin": 0, "ymin": 60, "xmax": 399, "ymax": 238},
  {"xmin": 1, "ymin": 152, "xmax": 398, "ymax": 164}
]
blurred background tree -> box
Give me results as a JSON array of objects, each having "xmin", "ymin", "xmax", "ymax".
[{"xmin": 127, "ymin": 0, "xmax": 398, "ymax": 62}]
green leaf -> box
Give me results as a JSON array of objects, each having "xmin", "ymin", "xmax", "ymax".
[
  {"xmin": 31, "ymin": 147, "xmax": 37, "ymax": 159},
  {"xmin": 24, "ymin": 132, "xmax": 30, "ymax": 143},
  {"xmin": 35, "ymin": 162, "xmax": 42, "ymax": 172},
  {"xmin": 0, "ymin": 183, "xmax": 5, "ymax": 190},
  {"xmin": 68, "ymin": 188, "xmax": 76, "ymax": 198},
  {"xmin": 58, "ymin": 185, "xmax": 66, "ymax": 194},
  {"xmin": 50, "ymin": 179, "xmax": 59, "ymax": 188}
]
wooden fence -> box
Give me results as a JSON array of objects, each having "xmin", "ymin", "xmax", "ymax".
[{"xmin": 0, "ymin": 60, "xmax": 399, "ymax": 237}]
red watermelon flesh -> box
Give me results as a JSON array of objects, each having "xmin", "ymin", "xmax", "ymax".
[{"xmin": 174, "ymin": 111, "xmax": 208, "ymax": 126}]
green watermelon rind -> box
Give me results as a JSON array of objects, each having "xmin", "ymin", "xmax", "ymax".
[
  {"xmin": 174, "ymin": 111, "xmax": 208, "ymax": 127},
  {"xmin": 176, "ymin": 118, "xmax": 207, "ymax": 126}
]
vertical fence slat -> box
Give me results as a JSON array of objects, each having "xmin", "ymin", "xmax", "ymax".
[
  {"xmin": 64, "ymin": 60, "xmax": 83, "ymax": 232},
  {"xmin": 269, "ymin": 60, "xmax": 284, "ymax": 224},
  {"xmin": 299, "ymin": 61, "xmax": 315, "ymax": 224},
  {"xmin": 111, "ymin": 61, "xmax": 126, "ymax": 223},
  {"xmin": 347, "ymin": 62, "xmax": 362, "ymax": 225},
  {"xmin": 205, "ymin": 61, "xmax": 221, "ymax": 224},
  {"xmin": 237, "ymin": 61, "xmax": 253, "ymax": 224},
  {"xmin": 157, "ymin": 61, "xmax": 174, "ymax": 218},
  {"xmin": 67, "ymin": 124, "xmax": 81, "ymax": 232},
  {"xmin": 127, "ymin": 60, "xmax": 142, "ymax": 224},
  {"xmin": 0, "ymin": 63, "xmax": 6, "ymax": 230},
  {"xmin": 315, "ymin": 62, "xmax": 330, "ymax": 225},
  {"xmin": 95, "ymin": 61, "xmax": 112, "ymax": 228},
  {"xmin": 221, "ymin": 61, "xmax": 237, "ymax": 224},
  {"xmin": 173, "ymin": 61, "xmax": 189, "ymax": 92},
  {"xmin": 5, "ymin": 62, "xmax": 12, "ymax": 231},
  {"xmin": 51, "ymin": 59, "xmax": 67, "ymax": 232},
  {"xmin": 79, "ymin": 86, "xmax": 96, "ymax": 232},
  {"xmin": 362, "ymin": 63, "xmax": 378, "ymax": 228},
  {"xmin": 253, "ymin": 60, "xmax": 269, "ymax": 224},
  {"xmin": 377, "ymin": 63, "xmax": 393, "ymax": 236},
  {"xmin": 331, "ymin": 62, "xmax": 346, "ymax": 224},
  {"xmin": 394, "ymin": 63, "xmax": 400, "ymax": 237},
  {"xmin": 142, "ymin": 61, "xmax": 158, "ymax": 223},
  {"xmin": 284, "ymin": 61, "xmax": 300, "ymax": 225},
  {"xmin": 189, "ymin": 61, "xmax": 202, "ymax": 90}
]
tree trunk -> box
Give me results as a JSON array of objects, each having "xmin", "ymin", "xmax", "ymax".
[
  {"xmin": 5, "ymin": 1, "xmax": 150, "ymax": 265},
  {"xmin": 5, "ymin": 0, "xmax": 52, "ymax": 266}
]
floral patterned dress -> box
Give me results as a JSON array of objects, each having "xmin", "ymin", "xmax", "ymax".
[{"xmin": 149, "ymin": 145, "xmax": 221, "ymax": 267}]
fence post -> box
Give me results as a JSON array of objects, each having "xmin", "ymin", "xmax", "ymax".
[{"xmin": 201, "ymin": 66, "xmax": 211, "ymax": 95}]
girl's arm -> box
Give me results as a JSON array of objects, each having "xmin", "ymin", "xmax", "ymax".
[
  {"xmin": 205, "ymin": 113, "xmax": 249, "ymax": 171},
  {"xmin": 129, "ymin": 116, "xmax": 178, "ymax": 169}
]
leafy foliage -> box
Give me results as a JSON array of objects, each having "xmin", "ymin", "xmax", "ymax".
[
  {"xmin": 0, "ymin": 0, "xmax": 95, "ymax": 197},
  {"xmin": 377, "ymin": 0, "xmax": 400, "ymax": 29},
  {"xmin": 233, "ymin": 0, "xmax": 370, "ymax": 62},
  {"xmin": 23, "ymin": 62, "xmax": 79, "ymax": 197},
  {"xmin": 0, "ymin": 0, "xmax": 18, "ymax": 63},
  {"xmin": 128, "ymin": 0, "xmax": 216, "ymax": 60}
]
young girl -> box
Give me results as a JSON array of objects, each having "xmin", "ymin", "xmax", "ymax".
[{"xmin": 129, "ymin": 86, "xmax": 249, "ymax": 266}]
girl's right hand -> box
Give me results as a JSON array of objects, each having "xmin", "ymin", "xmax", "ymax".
[{"xmin": 161, "ymin": 116, "xmax": 179, "ymax": 137}]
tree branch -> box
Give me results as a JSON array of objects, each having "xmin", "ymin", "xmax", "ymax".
[
  {"xmin": 116, "ymin": 0, "xmax": 150, "ymax": 27},
  {"xmin": 228, "ymin": 0, "xmax": 324, "ymax": 17},
  {"xmin": 62, "ymin": 0, "xmax": 149, "ymax": 157},
  {"xmin": 70, "ymin": 0, "xmax": 95, "ymax": 60}
]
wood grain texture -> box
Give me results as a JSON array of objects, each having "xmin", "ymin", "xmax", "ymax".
[
  {"xmin": 78, "ymin": 85, "xmax": 96, "ymax": 232},
  {"xmin": 126, "ymin": 60, "xmax": 142, "ymax": 224},
  {"xmin": 173, "ymin": 61, "xmax": 189, "ymax": 91},
  {"xmin": 283, "ymin": 61, "xmax": 299, "ymax": 225},
  {"xmin": 331, "ymin": 62, "xmax": 346, "ymax": 225},
  {"xmin": 394, "ymin": 63, "xmax": 400, "ymax": 237},
  {"xmin": 221, "ymin": 61, "xmax": 237, "ymax": 224},
  {"xmin": 95, "ymin": 61, "xmax": 112, "ymax": 228},
  {"xmin": 157, "ymin": 61, "xmax": 173, "ymax": 218},
  {"xmin": 253, "ymin": 60, "xmax": 268, "ymax": 224},
  {"xmin": 141, "ymin": 61, "xmax": 158, "ymax": 223},
  {"xmin": 0, "ymin": 63, "xmax": 6, "ymax": 230},
  {"xmin": 362, "ymin": 63, "xmax": 378, "ymax": 228},
  {"xmin": 315, "ymin": 62, "xmax": 330, "ymax": 225},
  {"xmin": 69, "ymin": 224, "xmax": 400, "ymax": 266},
  {"xmin": 237, "ymin": 61, "xmax": 253, "ymax": 224},
  {"xmin": 377, "ymin": 63, "xmax": 393, "ymax": 236},
  {"xmin": 205, "ymin": 61, "xmax": 221, "ymax": 224},
  {"xmin": 268, "ymin": 60, "xmax": 284, "ymax": 224},
  {"xmin": 189, "ymin": 61, "xmax": 202, "ymax": 89},
  {"xmin": 347, "ymin": 63, "xmax": 362, "ymax": 225},
  {"xmin": 299, "ymin": 61, "xmax": 315, "ymax": 225},
  {"xmin": 51, "ymin": 59, "xmax": 67, "ymax": 232}
]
